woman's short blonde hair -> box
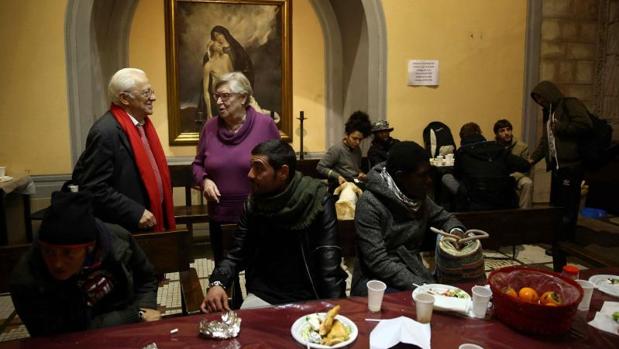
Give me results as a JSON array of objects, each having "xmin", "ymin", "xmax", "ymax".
[{"xmin": 215, "ymin": 72, "xmax": 253, "ymax": 106}]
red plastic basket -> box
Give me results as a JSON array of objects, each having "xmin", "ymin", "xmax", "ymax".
[{"xmin": 487, "ymin": 266, "xmax": 583, "ymax": 335}]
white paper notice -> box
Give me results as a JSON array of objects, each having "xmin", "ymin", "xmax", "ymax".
[{"xmin": 408, "ymin": 60, "xmax": 439, "ymax": 86}]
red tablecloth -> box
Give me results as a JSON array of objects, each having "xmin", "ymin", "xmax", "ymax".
[{"xmin": 2, "ymin": 268, "xmax": 618, "ymax": 348}]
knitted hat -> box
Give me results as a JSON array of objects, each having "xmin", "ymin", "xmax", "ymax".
[
  {"xmin": 371, "ymin": 120, "xmax": 394, "ymax": 133},
  {"xmin": 38, "ymin": 191, "xmax": 98, "ymax": 246},
  {"xmin": 386, "ymin": 141, "xmax": 429, "ymax": 175}
]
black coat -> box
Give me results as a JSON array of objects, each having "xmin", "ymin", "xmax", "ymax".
[
  {"xmin": 209, "ymin": 194, "xmax": 347, "ymax": 304},
  {"xmin": 455, "ymin": 135, "xmax": 531, "ymax": 210},
  {"xmin": 72, "ymin": 112, "xmax": 149, "ymax": 231},
  {"xmin": 368, "ymin": 137, "xmax": 400, "ymax": 168},
  {"xmin": 10, "ymin": 223, "xmax": 158, "ymax": 337}
]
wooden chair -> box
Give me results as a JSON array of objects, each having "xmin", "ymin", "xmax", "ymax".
[
  {"xmin": 133, "ymin": 229, "xmax": 204, "ymax": 315},
  {"xmin": 0, "ymin": 244, "xmax": 33, "ymax": 333},
  {"xmin": 168, "ymin": 164, "xmax": 209, "ymax": 232}
]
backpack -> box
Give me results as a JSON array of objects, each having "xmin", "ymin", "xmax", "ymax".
[
  {"xmin": 423, "ymin": 121, "xmax": 456, "ymax": 158},
  {"xmin": 579, "ymin": 112, "xmax": 613, "ymax": 170}
]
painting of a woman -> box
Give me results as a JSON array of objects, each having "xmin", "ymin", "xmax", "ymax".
[{"xmin": 198, "ymin": 25, "xmax": 254, "ymax": 119}]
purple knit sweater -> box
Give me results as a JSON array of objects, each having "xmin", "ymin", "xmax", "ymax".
[{"xmin": 192, "ymin": 106, "xmax": 280, "ymax": 222}]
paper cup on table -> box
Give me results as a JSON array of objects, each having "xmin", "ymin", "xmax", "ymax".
[
  {"xmin": 367, "ymin": 280, "xmax": 387, "ymax": 312},
  {"xmin": 576, "ymin": 279, "xmax": 594, "ymax": 311},
  {"xmin": 471, "ymin": 286, "xmax": 492, "ymax": 319},
  {"xmin": 413, "ymin": 293, "xmax": 435, "ymax": 323},
  {"xmin": 0, "ymin": 167, "xmax": 5, "ymax": 177}
]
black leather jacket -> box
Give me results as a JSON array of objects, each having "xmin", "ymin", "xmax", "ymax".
[{"xmin": 209, "ymin": 194, "xmax": 347, "ymax": 304}]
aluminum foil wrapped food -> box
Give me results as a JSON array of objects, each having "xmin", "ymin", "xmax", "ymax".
[{"xmin": 199, "ymin": 311, "xmax": 242, "ymax": 339}]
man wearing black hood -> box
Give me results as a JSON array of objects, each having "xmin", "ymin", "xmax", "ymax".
[
  {"xmin": 10, "ymin": 191, "xmax": 159, "ymax": 337},
  {"xmin": 453, "ymin": 123, "xmax": 531, "ymax": 210},
  {"xmin": 529, "ymin": 81, "xmax": 592, "ymax": 241}
]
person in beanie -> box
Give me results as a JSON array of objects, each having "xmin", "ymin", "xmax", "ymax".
[
  {"xmin": 367, "ymin": 120, "xmax": 400, "ymax": 168},
  {"xmin": 351, "ymin": 141, "xmax": 465, "ymax": 296},
  {"xmin": 10, "ymin": 190, "xmax": 160, "ymax": 337}
]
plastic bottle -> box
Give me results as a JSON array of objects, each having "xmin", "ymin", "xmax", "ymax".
[{"xmin": 561, "ymin": 264, "xmax": 580, "ymax": 280}]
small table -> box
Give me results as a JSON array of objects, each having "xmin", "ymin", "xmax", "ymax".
[{"xmin": 0, "ymin": 176, "xmax": 35, "ymax": 245}]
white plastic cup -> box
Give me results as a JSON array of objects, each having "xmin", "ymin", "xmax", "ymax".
[
  {"xmin": 471, "ymin": 286, "xmax": 492, "ymax": 319},
  {"xmin": 413, "ymin": 293, "xmax": 435, "ymax": 323},
  {"xmin": 0, "ymin": 166, "xmax": 5, "ymax": 177},
  {"xmin": 459, "ymin": 344, "xmax": 484, "ymax": 349},
  {"xmin": 367, "ymin": 280, "xmax": 387, "ymax": 312},
  {"xmin": 445, "ymin": 153, "xmax": 454, "ymax": 161},
  {"xmin": 576, "ymin": 279, "xmax": 594, "ymax": 311}
]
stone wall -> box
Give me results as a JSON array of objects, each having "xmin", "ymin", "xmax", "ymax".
[
  {"xmin": 540, "ymin": 0, "xmax": 599, "ymax": 108},
  {"xmin": 600, "ymin": 0, "xmax": 619, "ymax": 137}
]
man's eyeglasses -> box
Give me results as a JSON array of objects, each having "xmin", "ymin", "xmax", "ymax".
[
  {"xmin": 213, "ymin": 92, "xmax": 239, "ymax": 101},
  {"xmin": 138, "ymin": 88, "xmax": 155, "ymax": 99},
  {"xmin": 124, "ymin": 88, "xmax": 155, "ymax": 99}
]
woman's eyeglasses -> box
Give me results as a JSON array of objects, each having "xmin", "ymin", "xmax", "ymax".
[{"xmin": 213, "ymin": 92, "xmax": 239, "ymax": 101}]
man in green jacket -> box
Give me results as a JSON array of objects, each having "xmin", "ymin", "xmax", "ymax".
[{"xmin": 529, "ymin": 81, "xmax": 592, "ymax": 241}]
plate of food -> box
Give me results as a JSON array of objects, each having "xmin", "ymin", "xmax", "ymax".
[
  {"xmin": 589, "ymin": 274, "xmax": 619, "ymax": 297},
  {"xmin": 291, "ymin": 305, "xmax": 358, "ymax": 348},
  {"xmin": 413, "ymin": 284, "xmax": 471, "ymax": 313}
]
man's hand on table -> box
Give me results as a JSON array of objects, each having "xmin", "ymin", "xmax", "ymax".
[
  {"xmin": 139, "ymin": 308, "xmax": 161, "ymax": 322},
  {"xmin": 201, "ymin": 285, "xmax": 230, "ymax": 313}
]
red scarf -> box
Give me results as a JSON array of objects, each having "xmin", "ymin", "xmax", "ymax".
[{"xmin": 110, "ymin": 105, "xmax": 176, "ymax": 232}]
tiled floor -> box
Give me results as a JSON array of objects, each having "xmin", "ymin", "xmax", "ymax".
[{"xmin": 0, "ymin": 243, "xmax": 590, "ymax": 342}]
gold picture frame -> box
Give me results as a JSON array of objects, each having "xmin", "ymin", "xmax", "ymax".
[{"xmin": 164, "ymin": 0, "xmax": 292, "ymax": 145}]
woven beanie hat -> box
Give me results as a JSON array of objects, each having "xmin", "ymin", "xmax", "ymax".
[
  {"xmin": 38, "ymin": 191, "xmax": 97, "ymax": 245},
  {"xmin": 386, "ymin": 141, "xmax": 429, "ymax": 175}
]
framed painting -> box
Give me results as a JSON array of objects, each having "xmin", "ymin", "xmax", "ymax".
[{"xmin": 164, "ymin": 0, "xmax": 292, "ymax": 145}]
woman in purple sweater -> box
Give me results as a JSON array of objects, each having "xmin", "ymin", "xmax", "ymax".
[{"xmin": 192, "ymin": 72, "xmax": 280, "ymax": 262}]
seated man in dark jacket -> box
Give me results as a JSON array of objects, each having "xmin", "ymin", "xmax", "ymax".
[
  {"xmin": 10, "ymin": 190, "xmax": 159, "ymax": 337},
  {"xmin": 202, "ymin": 140, "xmax": 347, "ymax": 312},
  {"xmin": 454, "ymin": 122, "xmax": 531, "ymax": 211},
  {"xmin": 352, "ymin": 141, "xmax": 465, "ymax": 296},
  {"xmin": 368, "ymin": 120, "xmax": 400, "ymax": 168}
]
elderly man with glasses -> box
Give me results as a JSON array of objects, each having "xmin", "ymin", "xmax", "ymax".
[{"xmin": 72, "ymin": 68, "xmax": 176, "ymax": 232}]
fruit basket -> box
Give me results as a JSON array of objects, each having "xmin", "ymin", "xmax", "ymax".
[{"xmin": 487, "ymin": 266, "xmax": 583, "ymax": 335}]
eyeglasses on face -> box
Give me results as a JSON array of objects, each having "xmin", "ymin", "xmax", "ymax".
[
  {"xmin": 123, "ymin": 88, "xmax": 155, "ymax": 99},
  {"xmin": 213, "ymin": 92, "xmax": 239, "ymax": 101}
]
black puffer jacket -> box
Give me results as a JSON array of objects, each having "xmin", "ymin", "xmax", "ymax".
[
  {"xmin": 10, "ymin": 222, "xmax": 157, "ymax": 337},
  {"xmin": 210, "ymin": 192, "xmax": 347, "ymax": 304},
  {"xmin": 455, "ymin": 135, "xmax": 531, "ymax": 210}
]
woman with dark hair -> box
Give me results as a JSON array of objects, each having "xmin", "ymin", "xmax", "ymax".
[
  {"xmin": 316, "ymin": 111, "xmax": 372, "ymax": 186},
  {"xmin": 198, "ymin": 25, "xmax": 254, "ymax": 120}
]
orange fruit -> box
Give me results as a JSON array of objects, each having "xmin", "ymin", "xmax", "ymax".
[
  {"xmin": 540, "ymin": 291, "xmax": 561, "ymax": 306},
  {"xmin": 504, "ymin": 287, "xmax": 518, "ymax": 299},
  {"xmin": 518, "ymin": 287, "xmax": 539, "ymax": 303}
]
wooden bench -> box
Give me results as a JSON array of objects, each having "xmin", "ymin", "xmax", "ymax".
[
  {"xmin": 336, "ymin": 206, "xmax": 564, "ymax": 270},
  {"xmin": 555, "ymin": 217, "xmax": 619, "ymax": 268},
  {"xmin": 133, "ymin": 229, "xmax": 204, "ymax": 315}
]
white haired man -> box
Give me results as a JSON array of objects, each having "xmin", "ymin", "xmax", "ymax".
[{"xmin": 72, "ymin": 68, "xmax": 176, "ymax": 232}]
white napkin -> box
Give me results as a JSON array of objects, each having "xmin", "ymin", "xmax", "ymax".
[
  {"xmin": 369, "ymin": 316, "xmax": 431, "ymax": 349},
  {"xmin": 433, "ymin": 295, "xmax": 470, "ymax": 314},
  {"xmin": 588, "ymin": 301, "xmax": 619, "ymax": 335}
]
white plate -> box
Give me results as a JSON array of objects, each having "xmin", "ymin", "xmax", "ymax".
[
  {"xmin": 589, "ymin": 274, "xmax": 619, "ymax": 297},
  {"xmin": 413, "ymin": 284, "xmax": 471, "ymax": 313},
  {"xmin": 291, "ymin": 313, "xmax": 358, "ymax": 349}
]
